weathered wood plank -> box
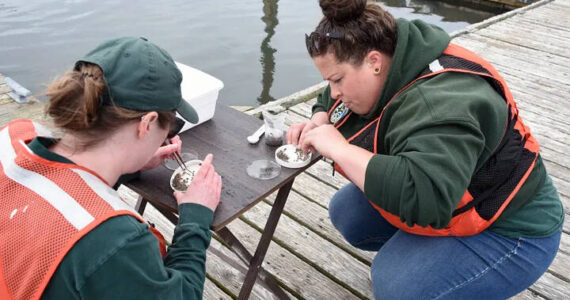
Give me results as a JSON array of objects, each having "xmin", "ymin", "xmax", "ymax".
[
  {"xmin": 454, "ymin": 34, "xmax": 570, "ymax": 86},
  {"xmin": 225, "ymin": 219, "xmax": 361, "ymax": 299},
  {"xmin": 540, "ymin": 143, "xmax": 570, "ymax": 171},
  {"xmin": 264, "ymin": 187, "xmax": 376, "ymax": 264},
  {"xmin": 520, "ymin": 4, "xmax": 570, "ymax": 28},
  {"xmin": 548, "ymin": 248, "xmax": 570, "ymax": 280},
  {"xmin": 528, "ymin": 271, "xmax": 570, "ymax": 299},
  {"xmin": 204, "ymin": 278, "xmax": 233, "ymax": 300},
  {"xmin": 242, "ymin": 200, "xmax": 373, "ymax": 298},
  {"xmin": 206, "ymin": 238, "xmax": 296, "ymax": 300},
  {"xmin": 306, "ymin": 159, "xmax": 351, "ymax": 190},
  {"xmin": 292, "ymin": 172, "xmax": 336, "ymax": 209},
  {"xmin": 560, "ymin": 231, "xmax": 570, "ymax": 252},
  {"xmin": 515, "ymin": 100, "xmax": 570, "ymax": 136},
  {"xmin": 517, "ymin": 113, "xmax": 570, "ymax": 148},
  {"xmin": 288, "ymin": 100, "xmax": 315, "ymax": 119},
  {"xmin": 511, "ymin": 289, "xmax": 547, "ymax": 300},
  {"xmin": 282, "ymin": 108, "xmax": 311, "ymax": 126},
  {"xmin": 506, "ymin": 74, "xmax": 570, "ymax": 119},
  {"xmin": 475, "ymin": 19, "xmax": 570, "ymax": 58}
]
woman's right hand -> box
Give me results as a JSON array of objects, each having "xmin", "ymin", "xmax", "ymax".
[
  {"xmin": 173, "ymin": 154, "xmax": 222, "ymax": 212},
  {"xmin": 287, "ymin": 121, "xmax": 320, "ymax": 147}
]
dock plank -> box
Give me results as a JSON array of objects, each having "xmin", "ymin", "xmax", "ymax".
[
  {"xmin": 264, "ymin": 187, "xmax": 376, "ymax": 264},
  {"xmin": 529, "ymin": 272, "xmax": 570, "ymax": 299},
  {"xmin": 242, "ymin": 200, "xmax": 374, "ymax": 298},
  {"xmin": 454, "ymin": 35, "xmax": 570, "ymax": 86},
  {"xmin": 206, "ymin": 238, "xmax": 296, "ymax": 300},
  {"xmin": 225, "ymin": 219, "xmax": 361, "ymax": 299},
  {"xmin": 548, "ymin": 249, "xmax": 570, "ymax": 280},
  {"xmin": 512, "ymin": 289, "xmax": 547, "ymax": 300},
  {"xmin": 203, "ymin": 278, "xmax": 233, "ymax": 300}
]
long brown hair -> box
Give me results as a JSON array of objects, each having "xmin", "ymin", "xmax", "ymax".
[
  {"xmin": 45, "ymin": 63, "xmax": 175, "ymax": 148},
  {"xmin": 307, "ymin": 0, "xmax": 397, "ymax": 64}
]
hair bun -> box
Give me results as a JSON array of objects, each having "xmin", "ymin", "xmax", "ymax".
[{"xmin": 319, "ymin": 0, "xmax": 366, "ymax": 24}]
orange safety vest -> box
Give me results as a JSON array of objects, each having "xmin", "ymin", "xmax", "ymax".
[
  {"xmin": 328, "ymin": 44, "xmax": 540, "ymax": 236},
  {"xmin": 0, "ymin": 119, "xmax": 167, "ymax": 300}
]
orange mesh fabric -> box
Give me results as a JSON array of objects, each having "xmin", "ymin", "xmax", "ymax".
[{"xmin": 0, "ymin": 120, "xmax": 148, "ymax": 299}]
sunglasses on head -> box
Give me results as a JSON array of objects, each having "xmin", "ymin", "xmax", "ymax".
[
  {"xmin": 305, "ymin": 31, "xmax": 342, "ymax": 56},
  {"xmin": 167, "ymin": 116, "xmax": 186, "ymax": 139}
]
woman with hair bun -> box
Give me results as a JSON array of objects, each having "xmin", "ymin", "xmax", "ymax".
[
  {"xmin": 0, "ymin": 37, "xmax": 221, "ymax": 299},
  {"xmin": 288, "ymin": 0, "xmax": 563, "ymax": 298}
]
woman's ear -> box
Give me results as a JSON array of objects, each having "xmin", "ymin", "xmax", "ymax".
[
  {"xmin": 365, "ymin": 50, "xmax": 383, "ymax": 73},
  {"xmin": 138, "ymin": 112, "xmax": 159, "ymax": 138}
]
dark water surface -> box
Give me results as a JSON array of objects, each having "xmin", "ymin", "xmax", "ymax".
[{"xmin": 0, "ymin": 0, "xmax": 496, "ymax": 106}]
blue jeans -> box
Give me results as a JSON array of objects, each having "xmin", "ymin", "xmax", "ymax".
[{"xmin": 329, "ymin": 184, "xmax": 561, "ymax": 300}]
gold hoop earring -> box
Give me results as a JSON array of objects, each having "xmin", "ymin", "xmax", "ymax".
[{"xmin": 374, "ymin": 68, "xmax": 381, "ymax": 74}]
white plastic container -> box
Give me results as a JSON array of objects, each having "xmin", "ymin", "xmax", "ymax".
[{"xmin": 175, "ymin": 62, "xmax": 224, "ymax": 132}]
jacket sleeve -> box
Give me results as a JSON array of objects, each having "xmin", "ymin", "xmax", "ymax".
[
  {"xmin": 78, "ymin": 203, "xmax": 213, "ymax": 300},
  {"xmin": 312, "ymin": 85, "xmax": 332, "ymax": 115}
]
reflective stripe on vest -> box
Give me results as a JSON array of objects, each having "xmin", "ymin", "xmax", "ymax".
[
  {"xmin": 328, "ymin": 44, "xmax": 540, "ymax": 236},
  {"xmin": 0, "ymin": 119, "xmax": 166, "ymax": 300}
]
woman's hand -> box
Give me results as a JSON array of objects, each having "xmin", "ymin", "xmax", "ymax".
[
  {"xmin": 287, "ymin": 121, "xmax": 319, "ymax": 146},
  {"xmin": 140, "ymin": 136, "xmax": 182, "ymax": 171},
  {"xmin": 173, "ymin": 154, "xmax": 222, "ymax": 212},
  {"xmin": 301, "ymin": 124, "xmax": 348, "ymax": 159}
]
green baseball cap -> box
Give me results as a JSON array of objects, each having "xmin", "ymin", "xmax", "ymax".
[{"xmin": 75, "ymin": 36, "xmax": 198, "ymax": 124}]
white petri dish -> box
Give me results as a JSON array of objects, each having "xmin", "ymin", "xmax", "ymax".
[
  {"xmin": 170, "ymin": 160, "xmax": 203, "ymax": 191},
  {"xmin": 274, "ymin": 144, "xmax": 311, "ymax": 169}
]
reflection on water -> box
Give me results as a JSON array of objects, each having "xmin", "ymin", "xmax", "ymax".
[
  {"xmin": 0, "ymin": 0, "xmax": 498, "ymax": 106},
  {"xmin": 258, "ymin": 0, "xmax": 278, "ymax": 104}
]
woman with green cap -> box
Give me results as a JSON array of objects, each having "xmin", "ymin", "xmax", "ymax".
[
  {"xmin": 288, "ymin": 0, "xmax": 563, "ymax": 298},
  {"xmin": 0, "ymin": 37, "xmax": 221, "ymax": 299}
]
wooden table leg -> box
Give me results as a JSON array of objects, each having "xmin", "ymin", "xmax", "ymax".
[
  {"xmin": 216, "ymin": 227, "xmax": 290, "ymax": 299},
  {"xmin": 218, "ymin": 179, "xmax": 294, "ymax": 300},
  {"xmin": 135, "ymin": 195, "xmax": 148, "ymax": 215}
]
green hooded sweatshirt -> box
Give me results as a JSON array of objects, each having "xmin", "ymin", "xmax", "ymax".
[{"xmin": 313, "ymin": 19, "xmax": 564, "ymax": 238}]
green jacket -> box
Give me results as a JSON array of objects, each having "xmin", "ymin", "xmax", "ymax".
[
  {"xmin": 313, "ymin": 19, "xmax": 564, "ymax": 238},
  {"xmin": 27, "ymin": 138, "xmax": 213, "ymax": 299}
]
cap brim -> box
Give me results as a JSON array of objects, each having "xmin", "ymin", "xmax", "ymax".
[{"xmin": 177, "ymin": 100, "xmax": 199, "ymax": 124}]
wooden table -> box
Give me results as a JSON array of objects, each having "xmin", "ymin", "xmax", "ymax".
[{"xmin": 125, "ymin": 104, "xmax": 320, "ymax": 299}]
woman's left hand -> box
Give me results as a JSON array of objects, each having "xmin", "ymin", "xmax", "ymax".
[
  {"xmin": 301, "ymin": 124, "xmax": 348, "ymax": 160},
  {"xmin": 140, "ymin": 135, "xmax": 182, "ymax": 171}
]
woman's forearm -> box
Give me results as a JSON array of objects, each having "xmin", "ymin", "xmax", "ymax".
[{"xmin": 331, "ymin": 144, "xmax": 374, "ymax": 191}]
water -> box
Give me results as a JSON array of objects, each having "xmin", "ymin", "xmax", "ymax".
[{"xmin": 0, "ymin": 0, "xmax": 497, "ymax": 107}]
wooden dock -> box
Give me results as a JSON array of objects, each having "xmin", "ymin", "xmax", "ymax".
[
  {"xmin": 462, "ymin": 0, "xmax": 536, "ymax": 10},
  {"xmin": 1, "ymin": 0, "xmax": 568, "ymax": 298},
  {"xmin": 0, "ymin": 74, "xmax": 46, "ymax": 126}
]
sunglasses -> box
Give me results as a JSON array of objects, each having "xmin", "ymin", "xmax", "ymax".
[
  {"xmin": 167, "ymin": 116, "xmax": 186, "ymax": 139},
  {"xmin": 305, "ymin": 31, "xmax": 342, "ymax": 56}
]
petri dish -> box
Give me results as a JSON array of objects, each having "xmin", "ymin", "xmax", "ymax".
[
  {"xmin": 274, "ymin": 144, "xmax": 311, "ymax": 168},
  {"xmin": 246, "ymin": 160, "xmax": 281, "ymax": 180},
  {"xmin": 170, "ymin": 160, "xmax": 203, "ymax": 191}
]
